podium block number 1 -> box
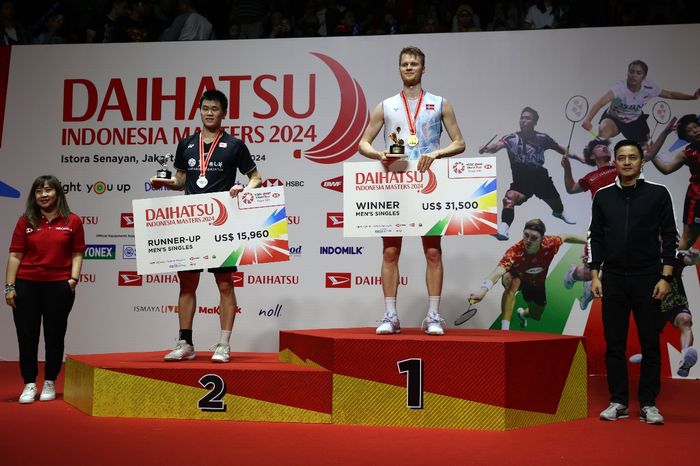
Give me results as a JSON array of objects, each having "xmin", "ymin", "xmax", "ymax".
[{"xmin": 397, "ymin": 358, "xmax": 424, "ymax": 409}]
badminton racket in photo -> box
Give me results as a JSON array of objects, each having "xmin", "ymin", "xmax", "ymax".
[
  {"xmin": 478, "ymin": 134, "xmax": 498, "ymax": 153},
  {"xmin": 454, "ymin": 300, "xmax": 478, "ymax": 326},
  {"xmin": 649, "ymin": 100, "xmax": 671, "ymax": 142},
  {"xmin": 564, "ymin": 95, "xmax": 589, "ymax": 157}
]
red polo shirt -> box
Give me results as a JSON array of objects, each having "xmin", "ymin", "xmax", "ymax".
[{"xmin": 9, "ymin": 213, "xmax": 85, "ymax": 281}]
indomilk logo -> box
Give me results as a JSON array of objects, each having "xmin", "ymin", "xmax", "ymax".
[
  {"xmin": 144, "ymin": 198, "xmax": 228, "ymax": 227},
  {"xmin": 354, "ymin": 169, "xmax": 437, "ymax": 194}
]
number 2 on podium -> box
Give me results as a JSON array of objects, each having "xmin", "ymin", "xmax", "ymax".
[{"xmin": 397, "ymin": 358, "xmax": 424, "ymax": 409}]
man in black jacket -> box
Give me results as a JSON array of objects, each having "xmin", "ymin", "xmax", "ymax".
[{"xmin": 588, "ymin": 139, "xmax": 678, "ymax": 425}]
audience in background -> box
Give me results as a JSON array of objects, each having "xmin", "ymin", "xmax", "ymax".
[{"xmin": 8, "ymin": 0, "xmax": 700, "ymax": 46}]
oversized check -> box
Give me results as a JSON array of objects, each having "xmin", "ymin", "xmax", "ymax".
[
  {"xmin": 133, "ymin": 186, "xmax": 289, "ymax": 274},
  {"xmin": 343, "ymin": 158, "xmax": 497, "ymax": 237}
]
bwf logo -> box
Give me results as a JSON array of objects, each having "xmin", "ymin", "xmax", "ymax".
[{"xmin": 325, "ymin": 272, "xmax": 351, "ymax": 288}]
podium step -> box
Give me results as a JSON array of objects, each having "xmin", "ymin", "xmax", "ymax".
[
  {"xmin": 64, "ymin": 351, "xmax": 332, "ymax": 423},
  {"xmin": 280, "ymin": 328, "xmax": 587, "ymax": 430}
]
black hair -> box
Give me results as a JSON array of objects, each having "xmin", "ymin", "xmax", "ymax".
[
  {"xmin": 613, "ymin": 139, "xmax": 644, "ymax": 158},
  {"xmin": 677, "ymin": 114, "xmax": 699, "ymax": 141},
  {"xmin": 521, "ymin": 106, "xmax": 539, "ymax": 123},
  {"xmin": 582, "ymin": 139, "xmax": 611, "ymax": 166},
  {"xmin": 199, "ymin": 89, "xmax": 228, "ymax": 114},
  {"xmin": 628, "ymin": 60, "xmax": 649, "ymax": 76}
]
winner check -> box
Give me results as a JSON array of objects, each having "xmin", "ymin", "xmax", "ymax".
[
  {"xmin": 133, "ymin": 186, "xmax": 289, "ymax": 275},
  {"xmin": 343, "ymin": 158, "xmax": 497, "ymax": 237}
]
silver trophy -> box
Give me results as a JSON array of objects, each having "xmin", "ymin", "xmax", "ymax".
[{"xmin": 155, "ymin": 153, "xmax": 174, "ymax": 179}]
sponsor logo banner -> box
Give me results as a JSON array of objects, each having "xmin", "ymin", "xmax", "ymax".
[
  {"xmin": 321, "ymin": 175, "xmax": 343, "ymax": 192},
  {"xmin": 84, "ymin": 244, "xmax": 116, "ymax": 260},
  {"xmin": 326, "ymin": 212, "xmax": 344, "ymax": 228},
  {"xmin": 118, "ymin": 271, "xmax": 142, "ymax": 286},
  {"xmin": 123, "ymin": 244, "xmax": 137, "ymax": 259},
  {"xmin": 121, "ymin": 213, "xmax": 134, "ymax": 228},
  {"xmin": 132, "ymin": 186, "xmax": 289, "ymax": 274},
  {"xmin": 325, "ymin": 272, "xmax": 351, "ymax": 288},
  {"xmin": 343, "ymin": 158, "xmax": 498, "ymax": 237}
]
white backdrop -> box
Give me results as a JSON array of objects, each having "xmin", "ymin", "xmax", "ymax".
[{"xmin": 0, "ymin": 24, "xmax": 698, "ymax": 362}]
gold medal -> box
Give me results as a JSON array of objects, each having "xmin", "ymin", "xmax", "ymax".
[{"xmin": 407, "ymin": 134, "xmax": 419, "ymax": 147}]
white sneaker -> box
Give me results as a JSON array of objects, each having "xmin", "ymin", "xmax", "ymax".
[
  {"xmin": 19, "ymin": 383, "xmax": 37, "ymax": 404},
  {"xmin": 210, "ymin": 343, "xmax": 230, "ymax": 363},
  {"xmin": 422, "ymin": 313, "xmax": 445, "ymax": 335},
  {"xmin": 640, "ymin": 405, "xmax": 664, "ymax": 424},
  {"xmin": 678, "ymin": 347, "xmax": 698, "ymax": 377},
  {"xmin": 164, "ymin": 340, "xmax": 196, "ymax": 361},
  {"xmin": 376, "ymin": 314, "xmax": 400, "ymax": 334},
  {"xmin": 629, "ymin": 353, "xmax": 642, "ymax": 364},
  {"xmin": 494, "ymin": 222, "xmax": 509, "ymax": 241},
  {"xmin": 600, "ymin": 402, "xmax": 629, "ymax": 421},
  {"xmin": 517, "ymin": 307, "xmax": 527, "ymax": 328},
  {"xmin": 553, "ymin": 210, "xmax": 576, "ymax": 224},
  {"xmin": 563, "ymin": 264, "xmax": 577, "ymax": 289},
  {"xmin": 39, "ymin": 380, "xmax": 56, "ymax": 401},
  {"xmin": 580, "ymin": 281, "xmax": 594, "ymax": 310}
]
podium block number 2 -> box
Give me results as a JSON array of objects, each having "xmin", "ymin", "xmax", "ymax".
[
  {"xmin": 197, "ymin": 374, "xmax": 227, "ymax": 412},
  {"xmin": 397, "ymin": 358, "xmax": 424, "ymax": 409}
]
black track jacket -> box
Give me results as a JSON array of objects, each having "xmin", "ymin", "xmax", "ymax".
[{"xmin": 588, "ymin": 175, "xmax": 678, "ymax": 276}]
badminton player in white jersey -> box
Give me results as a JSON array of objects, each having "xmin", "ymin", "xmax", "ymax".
[
  {"xmin": 582, "ymin": 59, "xmax": 699, "ymax": 143},
  {"xmin": 358, "ymin": 46, "xmax": 465, "ymax": 336}
]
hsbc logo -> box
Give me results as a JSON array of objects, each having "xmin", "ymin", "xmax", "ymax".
[
  {"xmin": 233, "ymin": 271, "xmax": 244, "ymax": 287},
  {"xmin": 262, "ymin": 178, "xmax": 283, "ymax": 187},
  {"xmin": 262, "ymin": 178, "xmax": 305, "ymax": 188},
  {"xmin": 321, "ymin": 176, "xmax": 343, "ymax": 193},
  {"xmin": 121, "ymin": 213, "xmax": 134, "ymax": 228},
  {"xmin": 326, "ymin": 212, "xmax": 344, "ymax": 228},
  {"xmin": 118, "ymin": 271, "xmax": 142, "ymax": 286}
]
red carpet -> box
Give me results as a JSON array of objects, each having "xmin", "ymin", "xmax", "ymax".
[{"xmin": 0, "ymin": 361, "xmax": 697, "ymax": 466}]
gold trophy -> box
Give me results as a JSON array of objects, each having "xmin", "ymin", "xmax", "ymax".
[{"xmin": 388, "ymin": 127, "xmax": 405, "ymax": 156}]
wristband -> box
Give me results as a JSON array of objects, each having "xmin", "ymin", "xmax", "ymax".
[
  {"xmin": 660, "ymin": 274, "xmax": 673, "ymax": 284},
  {"xmin": 481, "ymin": 280, "xmax": 494, "ymax": 291},
  {"xmin": 5, "ymin": 285, "xmax": 15, "ymax": 294},
  {"xmin": 69, "ymin": 277, "xmax": 79, "ymax": 283}
]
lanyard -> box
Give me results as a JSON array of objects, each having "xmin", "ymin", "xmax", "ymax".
[
  {"xmin": 400, "ymin": 89, "xmax": 424, "ymax": 135},
  {"xmin": 198, "ymin": 130, "xmax": 223, "ymax": 178}
]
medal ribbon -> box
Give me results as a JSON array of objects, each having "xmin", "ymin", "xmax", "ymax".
[
  {"xmin": 198, "ymin": 129, "xmax": 223, "ymax": 178},
  {"xmin": 400, "ymin": 89, "xmax": 424, "ymax": 135}
]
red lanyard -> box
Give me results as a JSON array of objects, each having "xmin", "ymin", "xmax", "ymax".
[
  {"xmin": 198, "ymin": 130, "xmax": 223, "ymax": 177},
  {"xmin": 400, "ymin": 89, "xmax": 424, "ymax": 135}
]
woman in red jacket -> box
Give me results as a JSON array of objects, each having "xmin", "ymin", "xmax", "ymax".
[{"xmin": 5, "ymin": 175, "xmax": 85, "ymax": 403}]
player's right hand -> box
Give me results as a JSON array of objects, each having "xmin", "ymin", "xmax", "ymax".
[
  {"xmin": 149, "ymin": 177, "xmax": 175, "ymax": 188},
  {"xmin": 469, "ymin": 291, "xmax": 485, "ymax": 303},
  {"xmin": 581, "ymin": 120, "xmax": 592, "ymax": 131}
]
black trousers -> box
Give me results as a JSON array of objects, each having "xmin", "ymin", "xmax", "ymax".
[
  {"xmin": 601, "ymin": 273, "xmax": 661, "ymax": 407},
  {"xmin": 12, "ymin": 279, "xmax": 75, "ymax": 384}
]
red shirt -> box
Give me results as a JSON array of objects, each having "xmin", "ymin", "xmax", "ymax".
[
  {"xmin": 9, "ymin": 213, "xmax": 85, "ymax": 281},
  {"xmin": 498, "ymin": 236, "xmax": 564, "ymax": 285},
  {"xmin": 578, "ymin": 165, "xmax": 618, "ymax": 198},
  {"xmin": 683, "ymin": 144, "xmax": 700, "ymax": 198}
]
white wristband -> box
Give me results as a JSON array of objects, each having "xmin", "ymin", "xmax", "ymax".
[{"xmin": 481, "ymin": 280, "xmax": 493, "ymax": 291}]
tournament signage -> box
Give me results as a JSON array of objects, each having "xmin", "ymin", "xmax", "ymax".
[
  {"xmin": 343, "ymin": 158, "xmax": 497, "ymax": 237},
  {"xmin": 132, "ymin": 186, "xmax": 289, "ymax": 274}
]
